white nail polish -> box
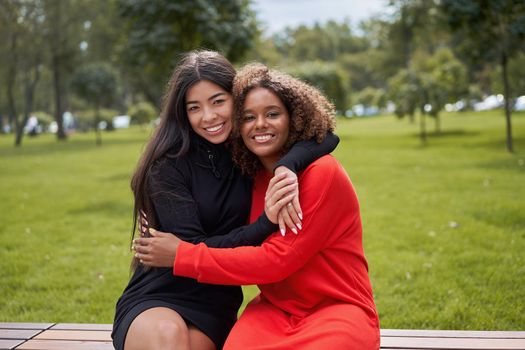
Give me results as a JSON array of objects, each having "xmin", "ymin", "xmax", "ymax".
[
  {"xmin": 296, "ymin": 223, "xmax": 302, "ymax": 230},
  {"xmin": 292, "ymin": 228, "xmax": 298, "ymax": 234},
  {"xmin": 298, "ymin": 213, "xmax": 303, "ymax": 220},
  {"xmin": 280, "ymin": 228, "xmax": 285, "ymax": 236}
]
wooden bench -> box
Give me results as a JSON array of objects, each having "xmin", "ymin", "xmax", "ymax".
[{"xmin": 1, "ymin": 323, "xmax": 524, "ymax": 349}]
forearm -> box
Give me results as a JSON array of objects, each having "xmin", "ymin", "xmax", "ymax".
[{"xmin": 174, "ymin": 239, "xmax": 303, "ymax": 285}]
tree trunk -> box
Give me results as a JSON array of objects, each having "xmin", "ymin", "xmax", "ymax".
[
  {"xmin": 16, "ymin": 64, "xmax": 41, "ymax": 146},
  {"xmin": 49, "ymin": 1, "xmax": 67, "ymax": 141},
  {"xmin": 52, "ymin": 50, "xmax": 67, "ymax": 141},
  {"xmin": 434, "ymin": 114, "xmax": 441, "ymax": 134},
  {"xmin": 501, "ymin": 52, "xmax": 513, "ymax": 152}
]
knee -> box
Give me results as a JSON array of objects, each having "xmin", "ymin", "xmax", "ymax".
[{"xmin": 156, "ymin": 318, "xmax": 189, "ymax": 346}]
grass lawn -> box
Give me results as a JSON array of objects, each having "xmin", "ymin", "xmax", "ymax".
[{"xmin": 0, "ymin": 110, "xmax": 523, "ymax": 330}]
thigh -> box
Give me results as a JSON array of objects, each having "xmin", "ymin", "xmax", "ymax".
[
  {"xmin": 124, "ymin": 307, "xmax": 190, "ymax": 350},
  {"xmin": 188, "ymin": 326, "xmax": 216, "ymax": 350},
  {"xmin": 297, "ymin": 304, "xmax": 380, "ymax": 350}
]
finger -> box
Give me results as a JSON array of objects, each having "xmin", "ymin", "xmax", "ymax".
[
  {"xmin": 133, "ymin": 244, "xmax": 150, "ymax": 254},
  {"xmin": 292, "ymin": 194, "xmax": 303, "ymax": 221},
  {"xmin": 134, "ymin": 237, "xmax": 151, "ymax": 247},
  {"xmin": 278, "ymin": 213, "xmax": 285, "ymax": 237},
  {"xmin": 286, "ymin": 200, "xmax": 301, "ymax": 230},
  {"xmin": 268, "ymin": 172, "xmax": 287, "ymax": 189},
  {"xmin": 280, "ymin": 206, "xmax": 297, "ymax": 234},
  {"xmin": 268, "ymin": 183, "xmax": 297, "ymax": 206},
  {"xmin": 266, "ymin": 177, "xmax": 296, "ymax": 198}
]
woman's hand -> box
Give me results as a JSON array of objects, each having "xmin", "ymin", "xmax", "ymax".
[
  {"xmin": 266, "ymin": 167, "xmax": 302, "ymax": 236},
  {"xmin": 133, "ymin": 228, "xmax": 181, "ymax": 268}
]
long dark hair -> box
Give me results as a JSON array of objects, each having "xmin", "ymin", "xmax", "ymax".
[{"xmin": 129, "ymin": 50, "xmax": 236, "ymax": 271}]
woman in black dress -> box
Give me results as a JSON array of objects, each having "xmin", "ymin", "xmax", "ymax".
[{"xmin": 112, "ymin": 50, "xmax": 338, "ymax": 350}]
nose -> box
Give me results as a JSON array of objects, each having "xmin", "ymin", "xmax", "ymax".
[
  {"xmin": 254, "ymin": 115, "xmax": 267, "ymax": 129},
  {"xmin": 202, "ymin": 106, "xmax": 217, "ymax": 122}
]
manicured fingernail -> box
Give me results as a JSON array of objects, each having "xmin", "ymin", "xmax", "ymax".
[
  {"xmin": 135, "ymin": 253, "xmax": 139, "ymax": 258},
  {"xmin": 298, "ymin": 213, "xmax": 303, "ymax": 220},
  {"xmin": 296, "ymin": 223, "xmax": 302, "ymax": 230},
  {"xmin": 149, "ymin": 228, "xmax": 155, "ymax": 233},
  {"xmin": 280, "ymin": 228, "xmax": 285, "ymax": 236},
  {"xmin": 292, "ymin": 227, "xmax": 298, "ymax": 234}
]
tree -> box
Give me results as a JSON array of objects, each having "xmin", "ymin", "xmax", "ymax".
[
  {"xmin": 118, "ymin": 0, "xmax": 258, "ymax": 107},
  {"xmin": 0, "ymin": 0, "xmax": 46, "ymax": 147},
  {"xmin": 128, "ymin": 101, "xmax": 157, "ymax": 129},
  {"xmin": 43, "ymin": 0, "xmax": 91, "ymax": 141},
  {"xmin": 70, "ymin": 63, "xmax": 117, "ymax": 146},
  {"xmin": 441, "ymin": 0, "xmax": 525, "ymax": 152},
  {"xmin": 286, "ymin": 61, "xmax": 350, "ymax": 113}
]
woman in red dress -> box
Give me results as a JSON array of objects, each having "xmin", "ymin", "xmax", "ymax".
[{"xmin": 135, "ymin": 63, "xmax": 380, "ymax": 349}]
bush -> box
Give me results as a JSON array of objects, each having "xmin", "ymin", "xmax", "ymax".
[
  {"xmin": 286, "ymin": 61, "xmax": 350, "ymax": 112},
  {"xmin": 75, "ymin": 109, "xmax": 120, "ymax": 132},
  {"xmin": 128, "ymin": 102, "xmax": 157, "ymax": 126}
]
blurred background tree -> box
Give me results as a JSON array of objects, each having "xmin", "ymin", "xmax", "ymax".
[
  {"xmin": 0, "ymin": 0, "xmax": 524, "ymax": 151},
  {"xmin": 70, "ymin": 63, "xmax": 118, "ymax": 145}
]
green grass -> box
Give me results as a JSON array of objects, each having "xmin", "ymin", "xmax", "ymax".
[{"xmin": 1, "ymin": 110, "xmax": 524, "ymax": 330}]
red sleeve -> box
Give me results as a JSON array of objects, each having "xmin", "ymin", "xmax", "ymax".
[{"xmin": 173, "ymin": 156, "xmax": 360, "ymax": 285}]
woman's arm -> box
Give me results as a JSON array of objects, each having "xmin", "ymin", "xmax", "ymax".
[
  {"xmin": 173, "ymin": 156, "xmax": 360, "ymax": 285},
  {"xmin": 274, "ymin": 132, "xmax": 339, "ymax": 173},
  {"xmin": 148, "ymin": 160, "xmax": 280, "ymax": 249}
]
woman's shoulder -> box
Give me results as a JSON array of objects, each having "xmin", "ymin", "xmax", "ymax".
[
  {"xmin": 303, "ymin": 154, "xmax": 341, "ymax": 174},
  {"xmin": 299, "ymin": 155, "xmax": 348, "ymax": 188}
]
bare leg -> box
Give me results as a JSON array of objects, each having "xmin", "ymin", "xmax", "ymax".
[
  {"xmin": 124, "ymin": 307, "xmax": 190, "ymax": 350},
  {"xmin": 188, "ymin": 325, "xmax": 216, "ymax": 350}
]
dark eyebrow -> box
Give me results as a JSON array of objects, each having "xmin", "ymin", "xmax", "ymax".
[{"xmin": 186, "ymin": 92, "xmax": 226, "ymax": 105}]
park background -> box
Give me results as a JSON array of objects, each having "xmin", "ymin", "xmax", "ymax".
[{"xmin": 0, "ymin": 0, "xmax": 524, "ymax": 330}]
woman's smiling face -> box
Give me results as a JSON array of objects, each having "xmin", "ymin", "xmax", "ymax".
[
  {"xmin": 185, "ymin": 80, "xmax": 233, "ymax": 144},
  {"xmin": 240, "ymin": 87, "xmax": 290, "ymax": 170}
]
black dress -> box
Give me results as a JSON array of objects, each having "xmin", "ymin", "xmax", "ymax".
[{"xmin": 112, "ymin": 132, "xmax": 338, "ymax": 350}]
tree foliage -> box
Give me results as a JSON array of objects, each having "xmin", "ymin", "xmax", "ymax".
[
  {"xmin": 441, "ymin": 0, "xmax": 525, "ymax": 152},
  {"xmin": 286, "ymin": 61, "xmax": 349, "ymax": 112},
  {"xmin": 118, "ymin": 0, "xmax": 258, "ymax": 106},
  {"xmin": 70, "ymin": 63, "xmax": 117, "ymax": 145}
]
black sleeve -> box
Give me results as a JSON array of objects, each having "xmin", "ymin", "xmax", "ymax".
[
  {"xmin": 274, "ymin": 131, "xmax": 339, "ymax": 173},
  {"xmin": 149, "ymin": 161, "xmax": 277, "ymax": 249}
]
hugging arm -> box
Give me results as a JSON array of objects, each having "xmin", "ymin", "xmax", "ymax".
[
  {"xmin": 173, "ymin": 157, "xmax": 358, "ymax": 285},
  {"xmin": 148, "ymin": 162, "xmax": 278, "ymax": 249}
]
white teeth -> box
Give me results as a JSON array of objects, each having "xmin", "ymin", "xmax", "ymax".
[
  {"xmin": 205, "ymin": 123, "xmax": 224, "ymax": 132},
  {"xmin": 254, "ymin": 134, "xmax": 272, "ymax": 142}
]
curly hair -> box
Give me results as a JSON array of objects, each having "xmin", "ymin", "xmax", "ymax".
[{"xmin": 231, "ymin": 63, "xmax": 336, "ymax": 176}]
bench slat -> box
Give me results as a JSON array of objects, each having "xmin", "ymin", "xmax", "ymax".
[
  {"xmin": 0, "ymin": 325, "xmax": 52, "ymax": 331},
  {"xmin": 0, "ymin": 339, "xmax": 26, "ymax": 350},
  {"xmin": 33, "ymin": 330, "xmax": 111, "ymax": 342},
  {"xmin": 15, "ymin": 340, "xmax": 114, "ymax": 350},
  {"xmin": 381, "ymin": 336, "xmax": 525, "ymax": 349},
  {"xmin": 0, "ymin": 330, "xmax": 41, "ymax": 341},
  {"xmin": 381, "ymin": 329, "xmax": 525, "ymax": 339},
  {"xmin": 50, "ymin": 324, "xmax": 112, "ymax": 331}
]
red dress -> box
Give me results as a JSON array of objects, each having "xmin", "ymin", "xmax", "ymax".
[{"xmin": 175, "ymin": 155, "xmax": 380, "ymax": 349}]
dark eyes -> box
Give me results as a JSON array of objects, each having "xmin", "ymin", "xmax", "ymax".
[{"xmin": 241, "ymin": 115, "xmax": 256, "ymax": 122}]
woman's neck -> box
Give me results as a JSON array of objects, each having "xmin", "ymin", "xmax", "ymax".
[{"xmin": 259, "ymin": 156, "xmax": 279, "ymax": 174}]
